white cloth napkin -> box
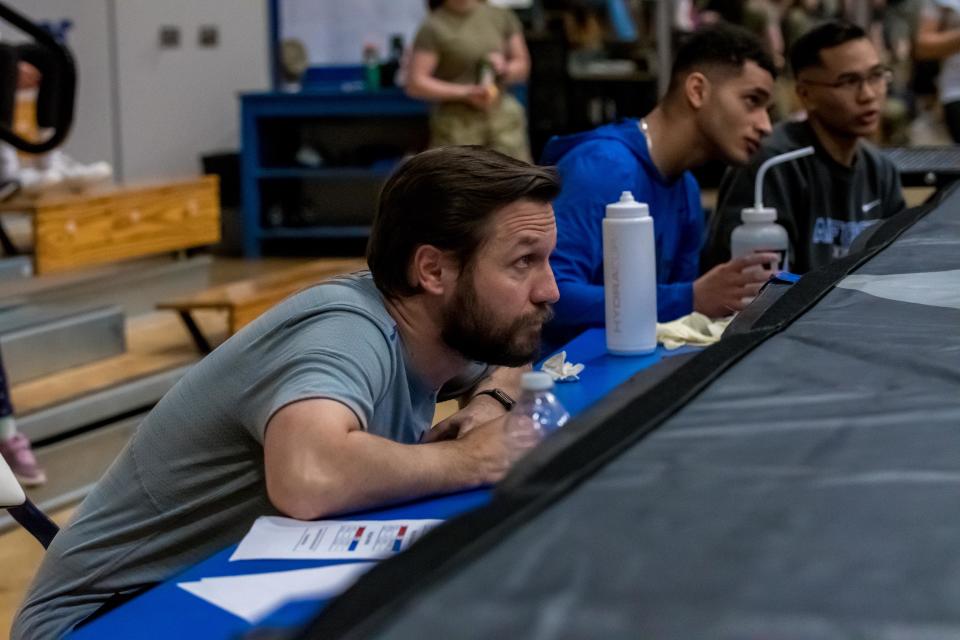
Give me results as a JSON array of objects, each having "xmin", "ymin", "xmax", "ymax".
[
  {"xmin": 656, "ymin": 312, "xmax": 731, "ymax": 350},
  {"xmin": 540, "ymin": 350, "xmax": 585, "ymax": 382}
]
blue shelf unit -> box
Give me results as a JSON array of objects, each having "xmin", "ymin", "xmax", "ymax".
[{"xmin": 240, "ymin": 87, "xmax": 428, "ymax": 257}]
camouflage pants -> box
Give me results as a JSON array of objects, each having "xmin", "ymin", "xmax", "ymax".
[{"xmin": 429, "ymin": 94, "xmax": 532, "ymax": 163}]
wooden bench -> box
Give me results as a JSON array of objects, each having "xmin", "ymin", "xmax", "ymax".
[
  {"xmin": 157, "ymin": 258, "xmax": 367, "ymax": 352},
  {"xmin": 0, "ymin": 177, "xmax": 221, "ymax": 275}
]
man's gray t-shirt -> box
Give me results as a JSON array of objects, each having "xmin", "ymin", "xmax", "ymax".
[
  {"xmin": 14, "ymin": 272, "xmax": 481, "ymax": 640},
  {"xmin": 704, "ymin": 120, "xmax": 906, "ymax": 274}
]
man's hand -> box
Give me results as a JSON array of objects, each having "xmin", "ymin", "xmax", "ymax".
[
  {"xmin": 423, "ymin": 394, "xmax": 507, "ymax": 443},
  {"xmin": 463, "ymin": 84, "xmax": 496, "ymax": 111},
  {"xmin": 693, "ymin": 252, "xmax": 779, "ymax": 318},
  {"xmin": 450, "ymin": 413, "xmax": 512, "ymax": 486}
]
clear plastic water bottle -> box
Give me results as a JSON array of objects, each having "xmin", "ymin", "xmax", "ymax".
[{"xmin": 504, "ymin": 372, "xmax": 570, "ymax": 463}]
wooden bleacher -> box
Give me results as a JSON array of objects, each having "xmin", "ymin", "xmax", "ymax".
[
  {"xmin": 0, "ymin": 177, "xmax": 220, "ymax": 274},
  {"xmin": 156, "ymin": 257, "xmax": 368, "ymax": 352},
  {"xmin": 10, "ymin": 311, "xmax": 227, "ymax": 416}
]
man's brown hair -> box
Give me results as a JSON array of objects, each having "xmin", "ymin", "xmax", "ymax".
[{"xmin": 367, "ymin": 146, "xmax": 560, "ymax": 299}]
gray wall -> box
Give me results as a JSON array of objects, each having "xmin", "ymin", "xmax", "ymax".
[
  {"xmin": 113, "ymin": 0, "xmax": 269, "ymax": 181},
  {"xmin": 8, "ymin": 0, "xmax": 269, "ymax": 182}
]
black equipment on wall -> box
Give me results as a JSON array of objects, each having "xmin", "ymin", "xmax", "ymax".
[{"xmin": 0, "ymin": 2, "xmax": 75, "ymax": 153}]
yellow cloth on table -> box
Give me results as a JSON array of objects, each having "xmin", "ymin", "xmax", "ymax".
[{"xmin": 656, "ymin": 312, "xmax": 731, "ymax": 350}]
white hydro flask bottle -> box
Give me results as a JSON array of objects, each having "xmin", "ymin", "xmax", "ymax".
[{"xmin": 603, "ymin": 191, "xmax": 657, "ymax": 355}]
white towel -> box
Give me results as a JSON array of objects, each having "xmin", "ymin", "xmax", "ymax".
[{"xmin": 656, "ymin": 312, "xmax": 731, "ymax": 350}]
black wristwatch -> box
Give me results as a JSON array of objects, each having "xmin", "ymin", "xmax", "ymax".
[{"xmin": 474, "ymin": 388, "xmax": 516, "ymax": 411}]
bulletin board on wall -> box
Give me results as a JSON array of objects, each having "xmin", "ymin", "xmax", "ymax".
[{"xmin": 275, "ymin": 0, "xmax": 427, "ymax": 66}]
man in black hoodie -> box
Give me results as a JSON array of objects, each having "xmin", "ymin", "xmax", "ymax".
[{"xmin": 704, "ymin": 21, "xmax": 906, "ymax": 274}]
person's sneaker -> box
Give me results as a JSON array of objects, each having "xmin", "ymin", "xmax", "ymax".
[{"xmin": 0, "ymin": 432, "xmax": 47, "ymax": 487}]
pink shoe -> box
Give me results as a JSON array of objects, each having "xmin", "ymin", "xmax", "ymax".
[{"xmin": 0, "ymin": 432, "xmax": 47, "ymax": 487}]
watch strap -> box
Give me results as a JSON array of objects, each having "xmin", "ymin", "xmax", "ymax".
[{"xmin": 474, "ymin": 388, "xmax": 516, "ymax": 411}]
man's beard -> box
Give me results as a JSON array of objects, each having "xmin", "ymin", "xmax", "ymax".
[{"xmin": 441, "ymin": 278, "xmax": 553, "ymax": 367}]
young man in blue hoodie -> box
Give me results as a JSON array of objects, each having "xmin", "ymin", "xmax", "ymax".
[{"xmin": 542, "ymin": 25, "xmax": 779, "ymax": 353}]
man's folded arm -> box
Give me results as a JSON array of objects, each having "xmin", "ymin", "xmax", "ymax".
[{"xmin": 264, "ymin": 398, "xmax": 508, "ymax": 520}]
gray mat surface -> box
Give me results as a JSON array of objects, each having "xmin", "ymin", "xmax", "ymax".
[{"xmin": 362, "ymin": 189, "xmax": 960, "ymax": 638}]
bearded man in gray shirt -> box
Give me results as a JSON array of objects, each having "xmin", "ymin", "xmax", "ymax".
[
  {"xmin": 13, "ymin": 146, "xmax": 561, "ymax": 639},
  {"xmin": 705, "ymin": 21, "xmax": 906, "ymax": 274}
]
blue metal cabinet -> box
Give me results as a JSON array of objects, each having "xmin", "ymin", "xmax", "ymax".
[{"xmin": 239, "ymin": 89, "xmax": 428, "ymax": 257}]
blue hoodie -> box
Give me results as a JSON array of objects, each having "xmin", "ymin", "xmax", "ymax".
[{"xmin": 540, "ymin": 119, "xmax": 703, "ymax": 353}]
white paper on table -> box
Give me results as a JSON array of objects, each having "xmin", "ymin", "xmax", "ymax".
[
  {"xmin": 178, "ymin": 562, "xmax": 375, "ymax": 624},
  {"xmin": 230, "ymin": 516, "xmax": 442, "ymax": 562}
]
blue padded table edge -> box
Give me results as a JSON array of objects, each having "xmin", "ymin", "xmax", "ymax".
[
  {"xmin": 69, "ymin": 329, "xmax": 690, "ymax": 639},
  {"xmin": 67, "ymin": 490, "xmax": 494, "ymax": 639},
  {"xmin": 547, "ymin": 328, "xmax": 692, "ymax": 417}
]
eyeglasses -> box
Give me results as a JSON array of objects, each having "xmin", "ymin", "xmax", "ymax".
[{"xmin": 800, "ymin": 67, "xmax": 893, "ymax": 93}]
